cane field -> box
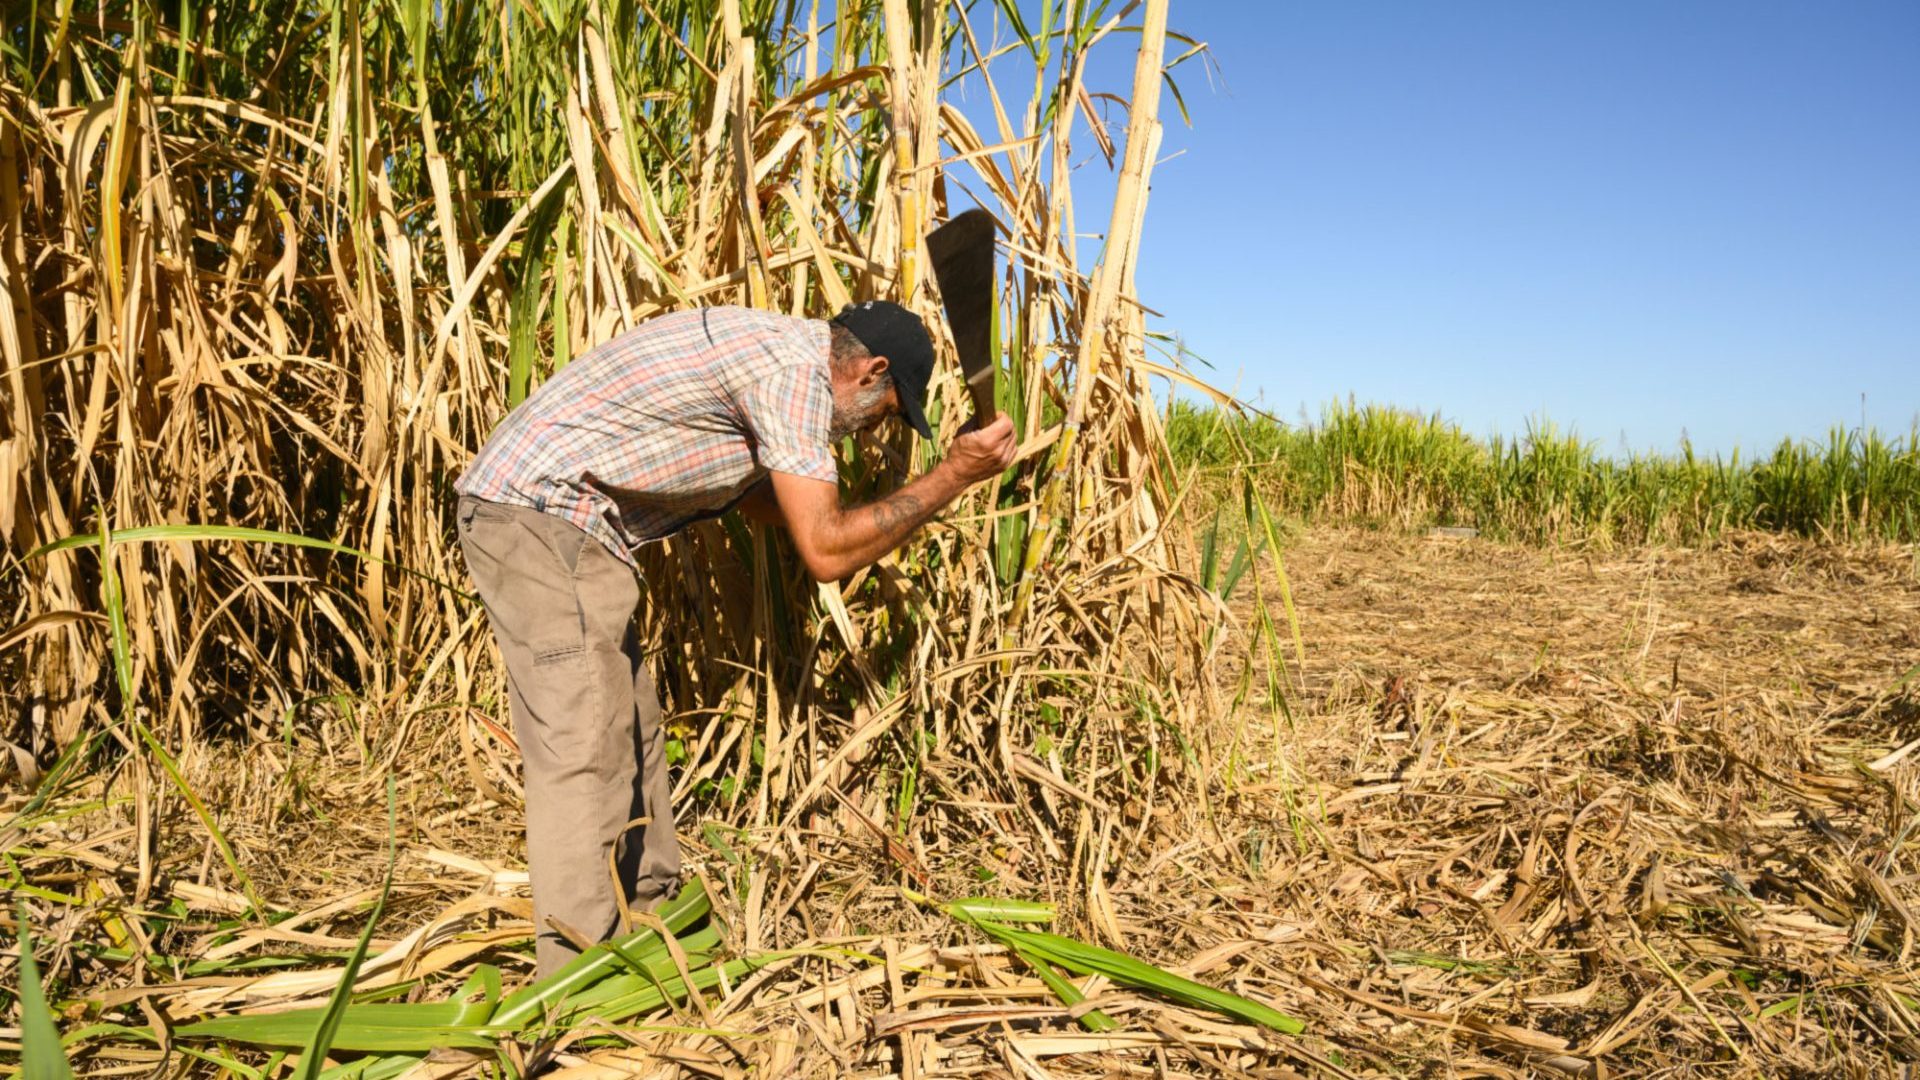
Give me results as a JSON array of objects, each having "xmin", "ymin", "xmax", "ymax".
[{"xmin": 3, "ymin": 1, "xmax": 1918, "ymax": 1077}]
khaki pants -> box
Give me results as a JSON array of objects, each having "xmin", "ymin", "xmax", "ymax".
[{"xmin": 455, "ymin": 495, "xmax": 679, "ymax": 976}]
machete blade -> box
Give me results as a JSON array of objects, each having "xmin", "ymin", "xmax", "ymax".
[{"xmin": 925, "ymin": 208, "xmax": 998, "ymax": 423}]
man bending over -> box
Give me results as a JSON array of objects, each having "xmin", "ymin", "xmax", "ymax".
[{"xmin": 454, "ymin": 301, "xmax": 1016, "ymax": 975}]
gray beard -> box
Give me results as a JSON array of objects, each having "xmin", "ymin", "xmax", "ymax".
[{"xmin": 828, "ymin": 384, "xmax": 892, "ymax": 440}]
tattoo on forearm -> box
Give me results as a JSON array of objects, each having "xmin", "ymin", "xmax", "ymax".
[{"xmin": 868, "ymin": 490, "xmax": 926, "ymax": 535}]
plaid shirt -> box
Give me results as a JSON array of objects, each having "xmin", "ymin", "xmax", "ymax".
[{"xmin": 457, "ymin": 307, "xmax": 838, "ymax": 563}]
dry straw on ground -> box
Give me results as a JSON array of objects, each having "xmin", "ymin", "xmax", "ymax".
[{"xmin": 7, "ymin": 527, "xmax": 1917, "ymax": 1076}]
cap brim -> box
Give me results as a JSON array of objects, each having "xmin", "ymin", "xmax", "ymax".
[{"xmin": 899, "ymin": 394, "xmax": 933, "ymax": 440}]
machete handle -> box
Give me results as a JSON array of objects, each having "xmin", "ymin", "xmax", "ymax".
[{"xmin": 967, "ymin": 367, "xmax": 997, "ymax": 424}]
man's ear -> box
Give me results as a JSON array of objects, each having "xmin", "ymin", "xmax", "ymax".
[{"xmin": 862, "ymin": 354, "xmax": 891, "ymax": 387}]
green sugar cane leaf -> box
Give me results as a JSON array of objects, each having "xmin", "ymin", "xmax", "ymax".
[
  {"xmin": 1242, "ymin": 479, "xmax": 1304, "ymax": 669},
  {"xmin": 1004, "ymin": 290, "xmax": 1029, "ymax": 434},
  {"xmin": 318, "ymin": 1053, "xmax": 424, "ymax": 1080},
  {"xmin": 15, "ymin": 903, "xmax": 76, "ymax": 1080},
  {"xmin": 173, "ymin": 961, "xmax": 510, "ymax": 1042},
  {"xmin": 401, "ymin": 0, "xmax": 432, "ymax": 68},
  {"xmin": 552, "ymin": 955, "xmax": 772, "ymax": 1028},
  {"xmin": 1251, "ymin": 595, "xmax": 1296, "ymax": 728},
  {"xmin": 550, "ymin": 212, "xmax": 573, "ymax": 372},
  {"xmin": 182, "ymin": 999, "xmax": 469, "ymax": 1033},
  {"xmin": 945, "ymin": 897, "xmax": 1057, "ymax": 924},
  {"xmin": 990, "ymin": 0, "xmax": 1037, "ymax": 57},
  {"xmin": 1161, "ymin": 69, "xmax": 1192, "ymax": 128},
  {"xmin": 25, "ymin": 524, "xmax": 474, "ymax": 600},
  {"xmin": 97, "ymin": 517, "xmax": 132, "ymax": 705},
  {"xmin": 1077, "ymin": 0, "xmax": 1118, "ymax": 49},
  {"xmin": 1198, "ymin": 509, "xmax": 1221, "ymax": 592},
  {"xmin": 492, "ymin": 878, "xmax": 712, "ymax": 1029},
  {"xmin": 571, "ymin": 933, "xmax": 728, "ymax": 1018},
  {"xmin": 506, "ymin": 256, "xmax": 542, "ymax": 407},
  {"xmin": 970, "ymin": 920, "xmax": 1305, "ymax": 1036},
  {"xmin": 176, "ymin": 1016, "xmax": 498, "ymax": 1052},
  {"xmin": 294, "ymin": 777, "xmax": 399, "ymax": 1078},
  {"xmin": 991, "ymin": 286, "xmax": 1029, "ymax": 586},
  {"xmin": 1036, "ymin": 0, "xmax": 1058, "ymax": 60},
  {"xmin": 449, "ymin": 964, "xmax": 501, "ymax": 1026},
  {"xmin": 551, "ymin": 954, "xmax": 721, "ymax": 1011},
  {"xmin": 1219, "ymin": 529, "xmax": 1262, "ymax": 602},
  {"xmin": 540, "ymin": 934, "xmax": 728, "ymax": 1019},
  {"xmin": 1007, "ymin": 940, "xmax": 1117, "ymax": 1032},
  {"xmin": 995, "ymin": 513, "xmax": 1027, "ymax": 587},
  {"xmin": 507, "ymin": 174, "xmax": 569, "ymax": 406}
]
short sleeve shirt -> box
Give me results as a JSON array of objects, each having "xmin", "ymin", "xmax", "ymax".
[{"xmin": 456, "ymin": 307, "xmax": 837, "ymax": 563}]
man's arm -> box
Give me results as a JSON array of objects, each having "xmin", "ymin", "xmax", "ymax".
[
  {"xmin": 769, "ymin": 415, "xmax": 1017, "ymax": 582},
  {"xmin": 735, "ymin": 477, "xmax": 785, "ymax": 525}
]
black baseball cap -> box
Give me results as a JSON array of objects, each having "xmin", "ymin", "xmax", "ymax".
[{"xmin": 830, "ymin": 301, "xmax": 934, "ymax": 439}]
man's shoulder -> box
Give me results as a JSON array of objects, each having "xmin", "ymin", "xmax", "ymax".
[
  {"xmin": 612, "ymin": 306, "xmax": 814, "ymax": 365},
  {"xmin": 694, "ymin": 307, "xmax": 828, "ymax": 370},
  {"xmin": 644, "ymin": 305, "xmax": 817, "ymax": 338}
]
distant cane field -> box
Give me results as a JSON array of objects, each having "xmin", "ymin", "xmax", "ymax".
[{"xmin": 1167, "ymin": 398, "xmax": 1920, "ymax": 545}]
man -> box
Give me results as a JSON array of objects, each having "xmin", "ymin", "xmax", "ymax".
[{"xmin": 454, "ymin": 301, "xmax": 1017, "ymax": 975}]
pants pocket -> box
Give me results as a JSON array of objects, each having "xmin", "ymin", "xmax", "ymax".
[
  {"xmin": 529, "ymin": 565, "xmax": 588, "ymax": 665},
  {"xmin": 462, "ymin": 504, "xmax": 588, "ymax": 663}
]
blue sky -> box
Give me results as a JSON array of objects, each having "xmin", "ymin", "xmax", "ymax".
[{"xmin": 1011, "ymin": 1, "xmax": 1919, "ymax": 456}]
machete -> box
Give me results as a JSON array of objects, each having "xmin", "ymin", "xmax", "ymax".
[{"xmin": 925, "ymin": 208, "xmax": 998, "ymax": 423}]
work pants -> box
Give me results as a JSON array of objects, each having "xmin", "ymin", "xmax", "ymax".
[{"xmin": 455, "ymin": 495, "xmax": 680, "ymax": 977}]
